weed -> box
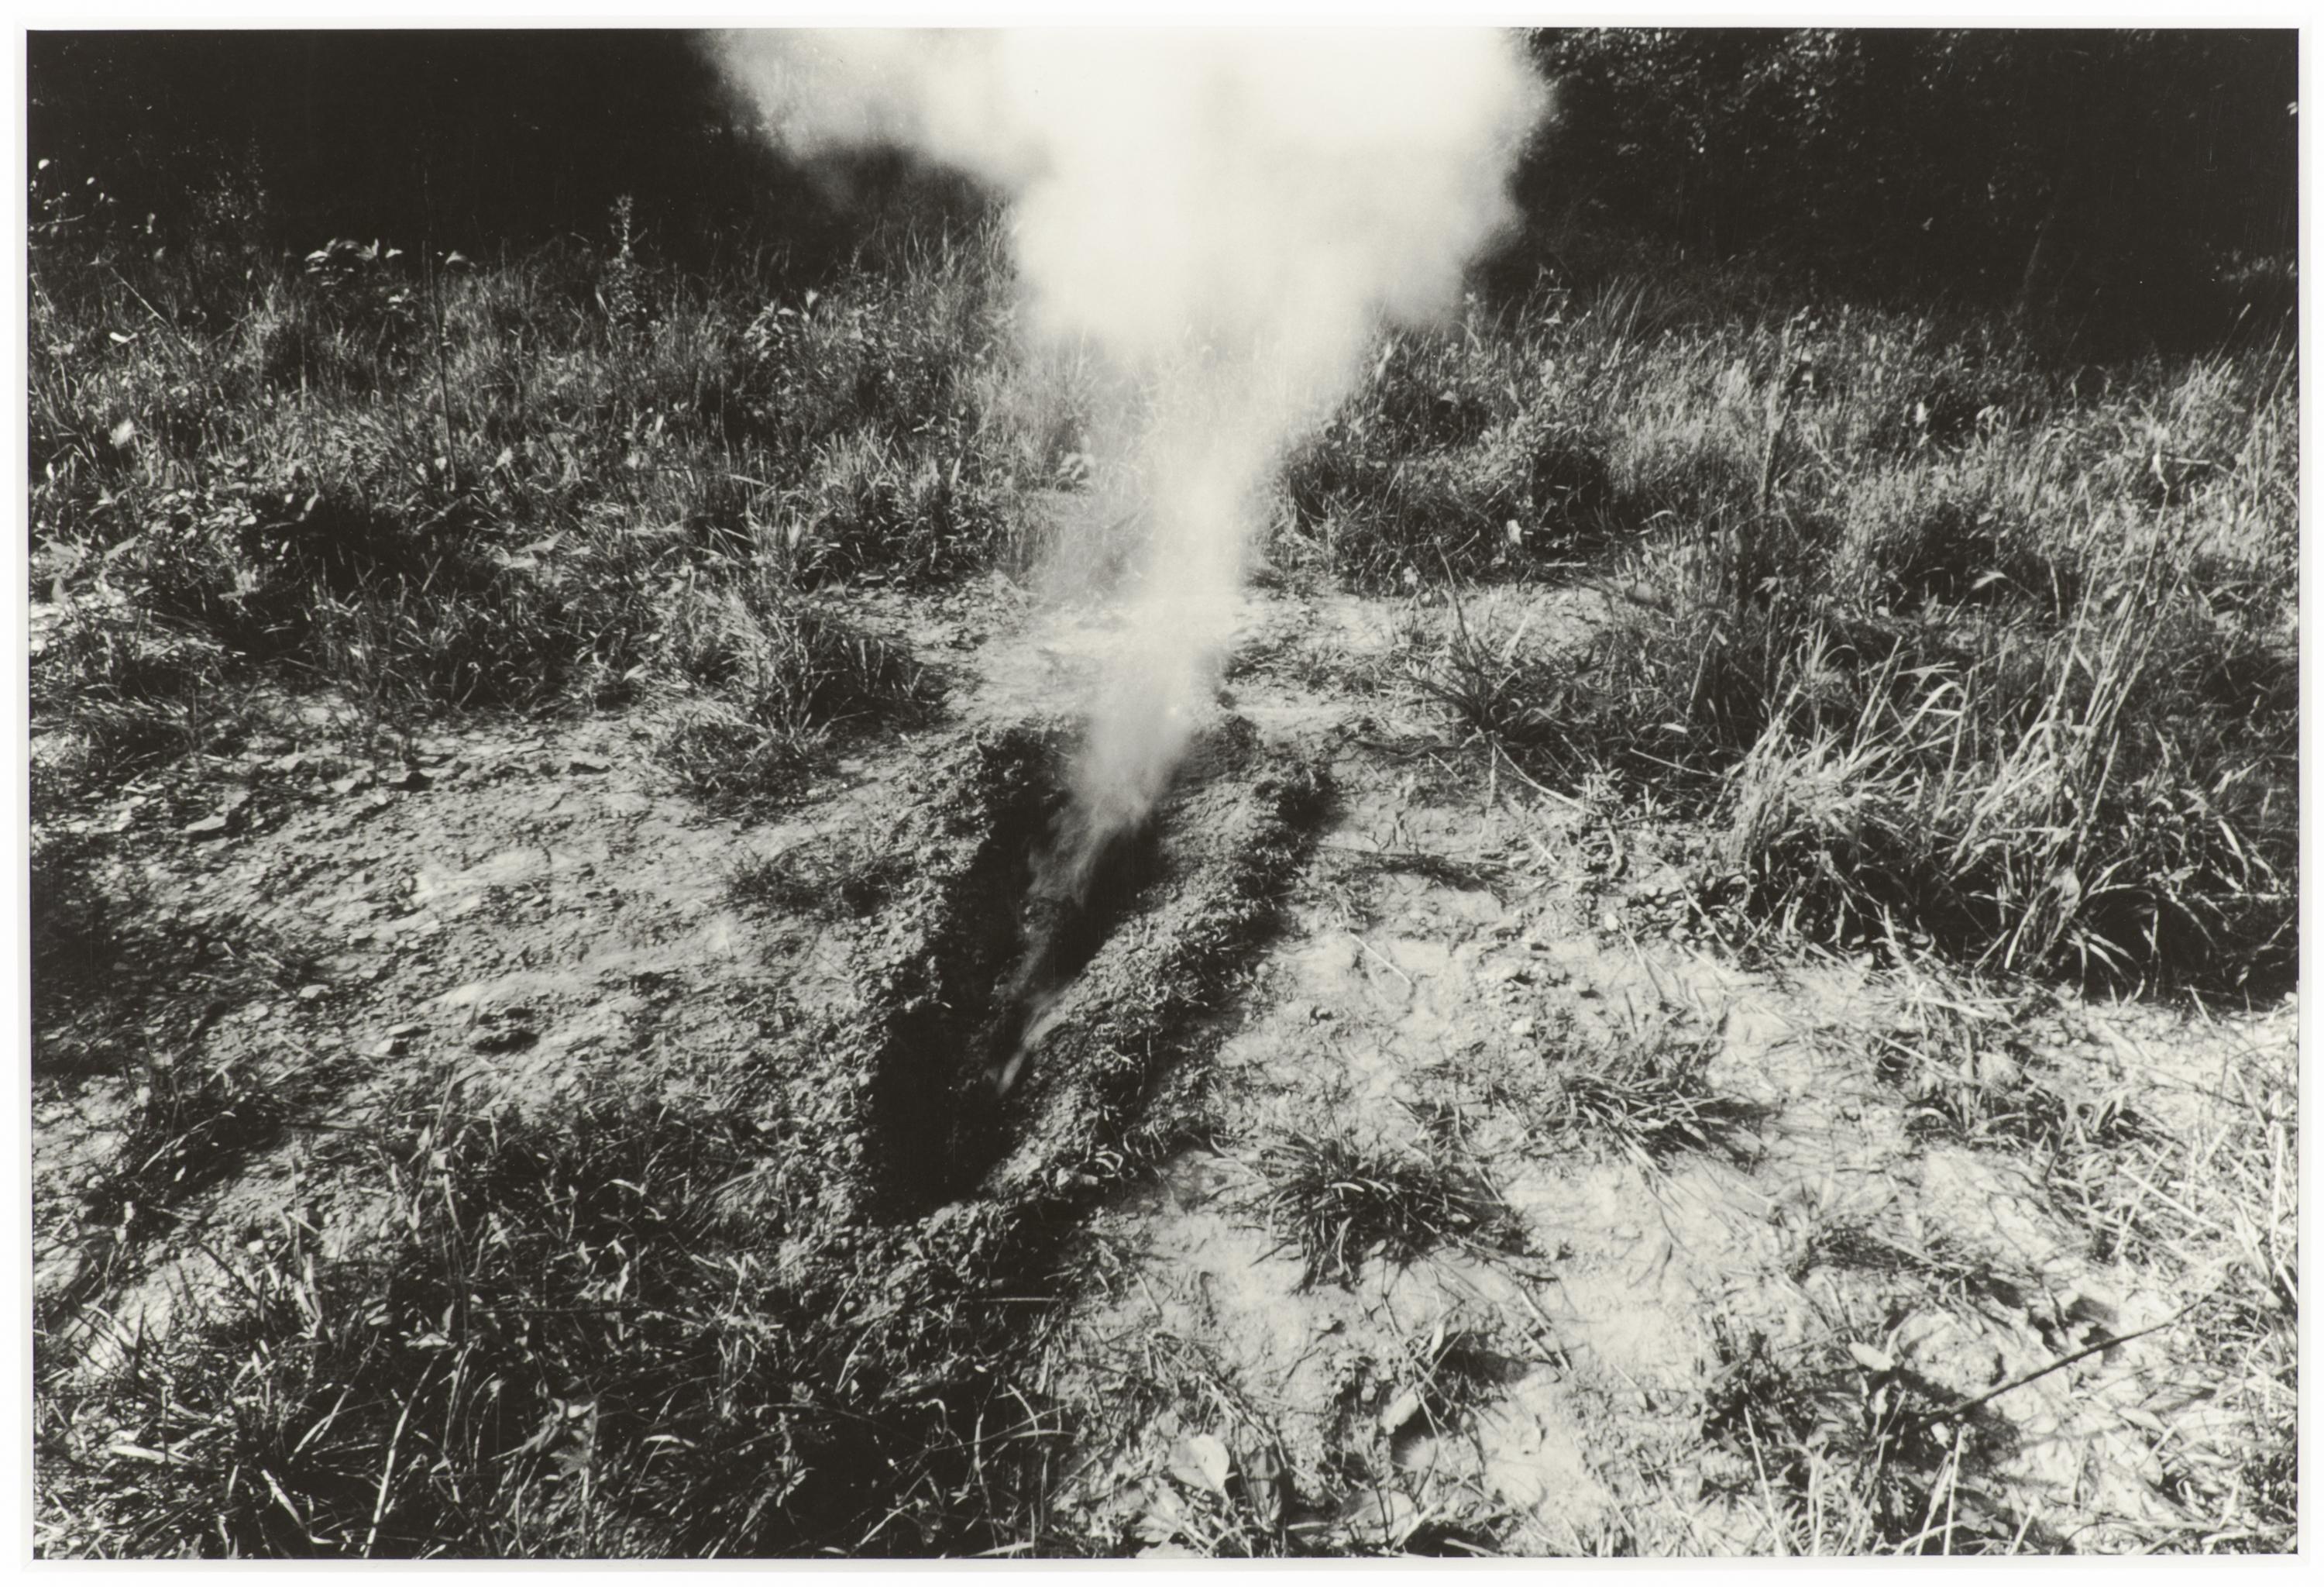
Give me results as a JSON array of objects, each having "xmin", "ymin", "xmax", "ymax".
[
  {"xmin": 29, "ymin": 601, "xmax": 251, "ymax": 797},
  {"xmin": 28, "ymin": 214, "xmax": 1045, "ymax": 794},
  {"xmin": 1398, "ymin": 583, "xmax": 1590, "ymax": 782}
]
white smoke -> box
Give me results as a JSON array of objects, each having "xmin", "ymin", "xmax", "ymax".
[{"xmin": 713, "ymin": 28, "xmax": 1542, "ymax": 874}]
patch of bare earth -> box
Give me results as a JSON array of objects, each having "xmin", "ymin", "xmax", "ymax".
[{"xmin": 32, "ymin": 580, "xmax": 2295, "ymax": 1556}]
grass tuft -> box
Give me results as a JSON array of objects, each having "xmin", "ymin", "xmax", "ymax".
[
  {"xmin": 1521, "ymin": 1010, "xmax": 1763, "ymax": 1168},
  {"xmin": 655, "ymin": 580, "xmax": 936, "ymax": 817},
  {"xmin": 1255, "ymin": 1126, "xmax": 1522, "ymax": 1288}
]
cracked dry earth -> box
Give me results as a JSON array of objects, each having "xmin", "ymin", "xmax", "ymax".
[{"xmin": 33, "ymin": 576, "xmax": 2298, "ymax": 1556}]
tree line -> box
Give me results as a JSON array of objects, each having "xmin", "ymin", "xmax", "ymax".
[{"xmin": 28, "ymin": 28, "xmax": 2297, "ymax": 336}]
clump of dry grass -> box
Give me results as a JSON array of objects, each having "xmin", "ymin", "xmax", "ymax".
[
  {"xmin": 29, "ymin": 601, "xmax": 250, "ymax": 790},
  {"xmin": 1699, "ymin": 559, "xmax": 2294, "ymax": 990}
]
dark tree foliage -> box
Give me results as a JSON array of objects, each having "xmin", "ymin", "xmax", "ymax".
[
  {"xmin": 25, "ymin": 29, "xmax": 977, "ymax": 271},
  {"xmin": 28, "ymin": 28, "xmax": 2298, "ymax": 340},
  {"xmin": 1518, "ymin": 29, "xmax": 2297, "ymax": 337}
]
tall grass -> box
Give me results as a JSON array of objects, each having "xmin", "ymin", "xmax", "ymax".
[
  {"xmin": 28, "ymin": 209, "xmax": 1061, "ymax": 803},
  {"xmin": 40, "ymin": 1069, "xmax": 1020, "ymax": 1557},
  {"xmin": 1364, "ymin": 277, "xmax": 2295, "ymax": 993},
  {"xmin": 29, "ymin": 198, "xmax": 2295, "ymax": 987}
]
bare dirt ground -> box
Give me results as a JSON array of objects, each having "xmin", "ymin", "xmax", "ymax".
[{"xmin": 31, "ymin": 574, "xmax": 2297, "ymax": 1556}]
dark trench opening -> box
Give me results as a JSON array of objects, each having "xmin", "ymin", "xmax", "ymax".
[{"xmin": 859, "ymin": 747, "xmax": 1168, "ymax": 1214}]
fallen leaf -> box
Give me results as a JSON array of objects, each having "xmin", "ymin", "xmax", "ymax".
[
  {"xmin": 1168, "ymin": 1432, "xmax": 1232, "ymax": 1499},
  {"xmin": 1132, "ymin": 1485, "xmax": 1185, "ymax": 1543}
]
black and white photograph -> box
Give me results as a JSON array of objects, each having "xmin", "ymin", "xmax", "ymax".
[{"xmin": 19, "ymin": 18, "xmax": 2302, "ymax": 1559}]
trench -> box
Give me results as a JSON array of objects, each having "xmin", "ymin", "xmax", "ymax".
[
  {"xmin": 855, "ymin": 733, "xmax": 1165, "ymax": 1212},
  {"xmin": 853, "ymin": 714, "xmax": 1304, "ymax": 1214}
]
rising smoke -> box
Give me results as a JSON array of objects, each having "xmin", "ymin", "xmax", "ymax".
[{"xmin": 713, "ymin": 30, "xmax": 1542, "ymax": 1082}]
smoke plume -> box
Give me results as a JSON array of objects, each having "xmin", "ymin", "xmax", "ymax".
[{"xmin": 713, "ymin": 27, "xmax": 1541, "ymax": 968}]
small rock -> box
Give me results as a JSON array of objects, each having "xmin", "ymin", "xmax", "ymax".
[
  {"xmin": 296, "ymin": 984, "xmax": 328, "ymax": 1003},
  {"xmin": 569, "ymin": 754, "xmax": 610, "ymax": 774},
  {"xmin": 387, "ymin": 1021, "xmax": 421, "ymax": 1038},
  {"xmin": 329, "ymin": 769, "xmax": 376, "ymax": 797},
  {"xmin": 1510, "ymin": 1016, "xmax": 1537, "ymax": 1040},
  {"xmin": 386, "ymin": 766, "xmax": 431, "ymax": 791},
  {"xmin": 182, "ymin": 813, "xmax": 231, "ymax": 838},
  {"xmin": 272, "ymin": 751, "xmax": 307, "ymax": 774}
]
